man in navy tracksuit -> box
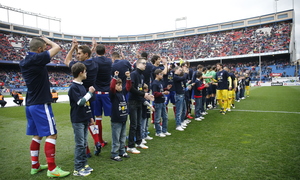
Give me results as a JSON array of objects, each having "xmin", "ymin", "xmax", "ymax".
[{"xmin": 127, "ymin": 58, "xmax": 154, "ymax": 154}]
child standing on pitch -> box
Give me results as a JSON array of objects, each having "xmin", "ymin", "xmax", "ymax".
[
  {"xmin": 193, "ymin": 71, "xmax": 208, "ymax": 121},
  {"xmin": 68, "ymin": 62, "xmax": 95, "ymax": 176},
  {"xmin": 141, "ymin": 84, "xmax": 155, "ymax": 144},
  {"xmin": 152, "ymin": 69, "xmax": 171, "ymax": 137},
  {"xmin": 109, "ymin": 71, "xmax": 132, "ymax": 161}
]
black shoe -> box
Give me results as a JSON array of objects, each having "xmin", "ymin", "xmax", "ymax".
[
  {"xmin": 120, "ymin": 153, "xmax": 130, "ymax": 158},
  {"xmin": 86, "ymin": 153, "xmax": 92, "ymax": 158},
  {"xmin": 111, "ymin": 156, "xmax": 122, "ymax": 161},
  {"xmin": 94, "ymin": 142, "xmax": 102, "ymax": 156}
]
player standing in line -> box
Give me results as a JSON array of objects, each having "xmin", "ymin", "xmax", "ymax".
[
  {"xmin": 202, "ymin": 65, "xmax": 214, "ymax": 109},
  {"xmin": 111, "ymin": 52, "xmax": 132, "ymax": 89},
  {"xmin": 19, "ymin": 36, "xmax": 70, "ymax": 178},
  {"xmin": 245, "ymin": 74, "xmax": 251, "ymax": 97},
  {"xmin": 210, "ymin": 65, "xmax": 218, "ymax": 109},
  {"xmin": 163, "ymin": 58, "xmax": 176, "ymax": 116},
  {"xmin": 64, "ymin": 38, "xmax": 101, "ymax": 156},
  {"xmin": 239, "ymin": 74, "xmax": 246, "ymax": 100},
  {"xmin": 224, "ymin": 67, "xmax": 236, "ymax": 111},
  {"xmin": 91, "ymin": 39, "xmax": 112, "ymax": 148},
  {"xmin": 181, "ymin": 61, "xmax": 194, "ymax": 120},
  {"xmin": 214, "ymin": 63, "xmax": 232, "ymax": 115}
]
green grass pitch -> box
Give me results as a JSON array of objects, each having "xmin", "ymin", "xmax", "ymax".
[{"xmin": 0, "ymin": 86, "xmax": 299, "ymax": 179}]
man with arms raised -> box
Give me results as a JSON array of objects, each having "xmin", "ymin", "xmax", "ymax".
[
  {"xmin": 92, "ymin": 39, "xmax": 112, "ymax": 148},
  {"xmin": 64, "ymin": 38, "xmax": 101, "ymax": 156},
  {"xmin": 19, "ymin": 36, "xmax": 70, "ymax": 178}
]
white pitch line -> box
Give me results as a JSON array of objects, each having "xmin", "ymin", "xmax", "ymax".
[{"xmin": 212, "ymin": 109, "xmax": 300, "ymax": 114}]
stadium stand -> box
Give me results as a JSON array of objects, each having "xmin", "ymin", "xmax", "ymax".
[
  {"xmin": 0, "ymin": 21, "xmax": 291, "ymax": 64},
  {"xmin": 0, "ymin": 9, "xmax": 296, "ymax": 90}
]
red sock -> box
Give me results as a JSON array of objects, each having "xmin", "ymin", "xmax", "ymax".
[
  {"xmin": 45, "ymin": 139, "xmax": 56, "ymax": 171},
  {"xmin": 88, "ymin": 125, "xmax": 100, "ymax": 145},
  {"xmin": 86, "ymin": 145, "xmax": 90, "ymax": 155},
  {"xmin": 30, "ymin": 138, "xmax": 41, "ymax": 169},
  {"xmin": 173, "ymin": 105, "xmax": 176, "ymax": 115},
  {"xmin": 95, "ymin": 118, "xmax": 104, "ymax": 143},
  {"xmin": 151, "ymin": 108, "xmax": 155, "ymax": 124}
]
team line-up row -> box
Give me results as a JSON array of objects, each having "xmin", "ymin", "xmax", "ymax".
[{"xmin": 18, "ymin": 36, "xmax": 251, "ymax": 177}]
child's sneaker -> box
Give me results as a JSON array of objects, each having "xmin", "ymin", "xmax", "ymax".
[
  {"xmin": 120, "ymin": 153, "xmax": 130, "ymax": 158},
  {"xmin": 111, "ymin": 156, "xmax": 123, "ymax": 161},
  {"xmin": 84, "ymin": 165, "xmax": 93, "ymax": 172},
  {"xmin": 144, "ymin": 136, "xmax": 153, "ymax": 140},
  {"xmin": 73, "ymin": 168, "xmax": 91, "ymax": 176},
  {"xmin": 127, "ymin": 147, "xmax": 140, "ymax": 154},
  {"xmin": 136, "ymin": 143, "xmax": 148, "ymax": 149}
]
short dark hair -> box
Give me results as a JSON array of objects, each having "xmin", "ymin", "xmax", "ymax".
[
  {"xmin": 154, "ymin": 69, "xmax": 163, "ymax": 76},
  {"xmin": 29, "ymin": 37, "xmax": 46, "ymax": 51},
  {"xmin": 78, "ymin": 45, "xmax": 91, "ymax": 58},
  {"xmin": 151, "ymin": 55, "xmax": 160, "ymax": 64},
  {"xmin": 185, "ymin": 61, "xmax": 190, "ymax": 67},
  {"xmin": 196, "ymin": 71, "xmax": 203, "ymax": 78},
  {"xmin": 173, "ymin": 66, "xmax": 181, "ymax": 71},
  {"xmin": 71, "ymin": 62, "xmax": 86, "ymax": 78},
  {"xmin": 217, "ymin": 63, "xmax": 223, "ymax": 68},
  {"xmin": 212, "ymin": 65, "xmax": 217, "ymax": 71},
  {"xmin": 141, "ymin": 52, "xmax": 148, "ymax": 59},
  {"xmin": 112, "ymin": 52, "xmax": 120, "ymax": 59},
  {"xmin": 197, "ymin": 64, "xmax": 203, "ymax": 70},
  {"xmin": 116, "ymin": 78, "xmax": 122, "ymax": 85},
  {"xmin": 96, "ymin": 44, "xmax": 105, "ymax": 55}
]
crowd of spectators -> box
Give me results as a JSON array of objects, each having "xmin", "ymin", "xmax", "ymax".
[
  {"xmin": 0, "ymin": 21, "xmax": 291, "ymax": 64},
  {"xmin": 0, "ymin": 67, "xmax": 73, "ymax": 89},
  {"xmin": 220, "ymin": 59, "xmax": 297, "ymax": 81},
  {"xmin": 0, "ymin": 20, "xmax": 294, "ymax": 89},
  {"xmin": 1, "ymin": 57, "xmax": 298, "ymax": 90}
]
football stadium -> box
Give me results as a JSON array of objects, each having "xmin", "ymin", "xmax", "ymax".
[{"xmin": 0, "ymin": 3, "xmax": 300, "ymax": 180}]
